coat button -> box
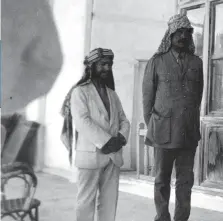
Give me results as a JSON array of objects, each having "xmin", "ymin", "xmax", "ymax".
[
  {"xmin": 182, "ymin": 84, "xmax": 185, "ymax": 87},
  {"xmin": 184, "ymin": 107, "xmax": 187, "ymax": 110},
  {"xmin": 183, "ymin": 95, "xmax": 186, "ymax": 98}
]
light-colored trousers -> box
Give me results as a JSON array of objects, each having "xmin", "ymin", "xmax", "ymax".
[{"xmin": 75, "ymin": 160, "xmax": 120, "ymax": 221}]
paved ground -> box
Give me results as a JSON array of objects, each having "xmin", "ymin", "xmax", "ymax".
[{"xmin": 2, "ymin": 172, "xmax": 223, "ymax": 221}]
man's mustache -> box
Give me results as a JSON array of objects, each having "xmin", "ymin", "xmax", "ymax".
[
  {"xmin": 100, "ymin": 70, "xmax": 112, "ymax": 76},
  {"xmin": 178, "ymin": 38, "xmax": 187, "ymax": 43}
]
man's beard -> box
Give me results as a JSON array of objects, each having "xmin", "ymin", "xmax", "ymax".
[
  {"xmin": 97, "ymin": 70, "xmax": 111, "ymax": 80},
  {"xmin": 172, "ymin": 39, "xmax": 189, "ymax": 52},
  {"xmin": 178, "ymin": 37, "xmax": 190, "ymax": 50},
  {"xmin": 93, "ymin": 71, "xmax": 110, "ymax": 84}
]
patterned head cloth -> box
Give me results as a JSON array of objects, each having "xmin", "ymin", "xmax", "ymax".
[
  {"xmin": 155, "ymin": 13, "xmax": 195, "ymax": 56},
  {"xmin": 84, "ymin": 48, "xmax": 114, "ymax": 67}
]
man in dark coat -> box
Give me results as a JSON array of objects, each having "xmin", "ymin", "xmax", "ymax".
[{"xmin": 142, "ymin": 14, "xmax": 204, "ymax": 221}]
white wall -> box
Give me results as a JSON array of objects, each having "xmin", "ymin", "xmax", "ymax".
[
  {"xmin": 24, "ymin": 0, "xmax": 89, "ymax": 170},
  {"xmin": 42, "ymin": 0, "xmax": 88, "ymax": 170},
  {"xmin": 90, "ymin": 0, "xmax": 176, "ymax": 168}
]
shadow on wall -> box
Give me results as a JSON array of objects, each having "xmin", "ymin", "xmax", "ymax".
[
  {"xmin": 1, "ymin": 0, "xmax": 63, "ymax": 115},
  {"xmin": 1, "ymin": 0, "xmax": 63, "ymax": 165}
]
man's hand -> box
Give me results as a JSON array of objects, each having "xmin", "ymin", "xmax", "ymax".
[
  {"xmin": 117, "ymin": 133, "xmax": 126, "ymax": 146},
  {"xmin": 101, "ymin": 134, "xmax": 126, "ymax": 154}
]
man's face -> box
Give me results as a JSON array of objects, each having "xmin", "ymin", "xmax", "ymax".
[
  {"xmin": 95, "ymin": 58, "xmax": 113, "ymax": 79},
  {"xmin": 171, "ymin": 28, "xmax": 193, "ymax": 50}
]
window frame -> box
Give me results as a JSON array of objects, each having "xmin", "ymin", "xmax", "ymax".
[
  {"xmin": 207, "ymin": 0, "xmax": 223, "ymax": 115},
  {"xmin": 179, "ymin": 0, "xmax": 223, "ymax": 186},
  {"xmin": 178, "ymin": 0, "xmax": 206, "ymax": 7},
  {"xmin": 182, "ymin": 4, "xmax": 205, "ymax": 58},
  {"xmin": 180, "ymin": 0, "xmax": 223, "ymax": 117}
]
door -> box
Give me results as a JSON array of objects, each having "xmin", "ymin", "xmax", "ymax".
[
  {"xmin": 201, "ymin": 1, "xmax": 223, "ymax": 188},
  {"xmin": 131, "ymin": 60, "xmax": 156, "ymax": 178},
  {"xmin": 184, "ymin": 0, "xmax": 223, "ymax": 188}
]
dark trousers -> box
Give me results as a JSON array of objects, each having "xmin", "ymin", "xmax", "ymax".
[{"xmin": 154, "ymin": 147, "xmax": 196, "ymax": 221}]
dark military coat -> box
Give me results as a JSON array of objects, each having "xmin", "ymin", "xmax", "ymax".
[{"xmin": 142, "ymin": 50, "xmax": 203, "ymax": 149}]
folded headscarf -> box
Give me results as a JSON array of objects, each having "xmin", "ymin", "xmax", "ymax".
[
  {"xmin": 155, "ymin": 13, "xmax": 195, "ymax": 56},
  {"xmin": 84, "ymin": 48, "xmax": 114, "ymax": 66}
]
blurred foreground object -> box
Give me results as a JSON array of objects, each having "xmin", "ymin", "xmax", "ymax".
[{"xmin": 1, "ymin": 0, "xmax": 63, "ymax": 115}]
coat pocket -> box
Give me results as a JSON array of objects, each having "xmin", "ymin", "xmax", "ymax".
[
  {"xmin": 75, "ymin": 134, "xmax": 97, "ymax": 152},
  {"xmin": 151, "ymin": 109, "xmax": 171, "ymax": 144}
]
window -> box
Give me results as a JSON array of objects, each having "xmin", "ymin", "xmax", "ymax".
[
  {"xmin": 209, "ymin": 2, "xmax": 223, "ymax": 113},
  {"xmin": 179, "ymin": 0, "xmax": 204, "ymax": 4},
  {"xmin": 179, "ymin": 0, "xmax": 223, "ymax": 186},
  {"xmin": 184, "ymin": 1, "xmax": 223, "ymax": 114},
  {"xmin": 187, "ymin": 5, "xmax": 205, "ymax": 56}
]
